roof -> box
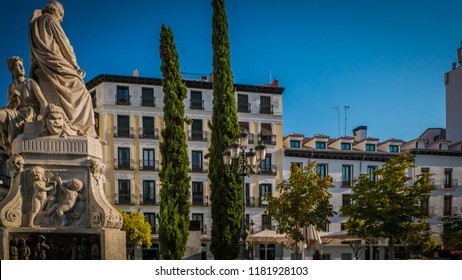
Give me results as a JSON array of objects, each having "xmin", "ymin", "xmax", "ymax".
[
  {"xmin": 284, "ymin": 147, "xmax": 397, "ymax": 162},
  {"xmin": 86, "ymin": 74, "xmax": 285, "ymax": 95}
]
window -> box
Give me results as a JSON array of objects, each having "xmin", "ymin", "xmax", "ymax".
[
  {"xmin": 340, "ymin": 222, "xmax": 347, "ymax": 231},
  {"xmin": 290, "ymin": 140, "xmax": 301, "ymax": 148},
  {"xmin": 366, "ymin": 144, "xmax": 376, "ymax": 151},
  {"xmin": 144, "ymin": 213, "xmax": 156, "ymax": 232},
  {"xmin": 420, "ymin": 196, "xmax": 429, "ymax": 216},
  {"xmin": 259, "ymin": 184, "xmax": 272, "ymax": 206},
  {"xmin": 260, "ymin": 154, "xmax": 274, "ymax": 175},
  {"xmin": 191, "ymin": 151, "xmax": 203, "ymax": 172},
  {"xmin": 116, "ymin": 86, "xmax": 130, "ymax": 105},
  {"xmin": 342, "ymin": 165, "xmax": 353, "ymax": 187},
  {"xmin": 291, "ymin": 162, "xmax": 303, "ymax": 172},
  {"xmin": 421, "ymin": 167, "xmax": 430, "ymax": 173},
  {"xmin": 367, "ymin": 166, "xmax": 377, "ymax": 181},
  {"xmin": 192, "ymin": 213, "xmax": 204, "ymax": 233},
  {"xmin": 316, "ymin": 142, "xmax": 326, "ymax": 149},
  {"xmin": 444, "ymin": 196, "xmax": 452, "ymax": 216},
  {"xmin": 117, "ymin": 180, "xmax": 131, "ymax": 204},
  {"xmin": 261, "ymin": 214, "xmax": 272, "ymax": 230},
  {"xmin": 190, "ymin": 119, "xmax": 204, "ymax": 141},
  {"xmin": 143, "ymin": 180, "xmax": 156, "ymax": 205},
  {"xmin": 142, "ymin": 116, "xmax": 157, "ymax": 139},
  {"xmin": 260, "ymin": 96, "xmax": 272, "ymax": 114},
  {"xmin": 440, "ymin": 143, "xmax": 448, "ymax": 150},
  {"xmin": 321, "ymin": 221, "xmax": 330, "ymax": 232},
  {"xmin": 118, "ymin": 147, "xmax": 130, "ymax": 169},
  {"xmin": 245, "ymin": 183, "xmax": 254, "ymax": 207},
  {"xmin": 416, "ymin": 141, "xmax": 425, "ymax": 149},
  {"xmin": 237, "ymin": 94, "xmax": 250, "ymax": 113},
  {"xmin": 116, "ymin": 115, "xmax": 130, "ymax": 137},
  {"xmin": 389, "ymin": 145, "xmax": 399, "ymax": 153},
  {"xmin": 317, "ymin": 164, "xmax": 328, "ymax": 179},
  {"xmin": 192, "ymin": 182, "xmax": 205, "ymax": 205},
  {"xmin": 259, "ymin": 123, "xmax": 274, "ymax": 145},
  {"xmin": 434, "ymin": 135, "xmax": 441, "ymax": 142},
  {"xmin": 143, "ymin": 149, "xmax": 155, "ymax": 170},
  {"xmin": 190, "ymin": 91, "xmax": 203, "ymax": 110},
  {"xmin": 341, "ymin": 143, "xmax": 351, "ymax": 150},
  {"xmin": 444, "ymin": 169, "xmax": 453, "ymax": 188},
  {"xmin": 342, "ymin": 194, "xmax": 352, "ymax": 206},
  {"xmin": 141, "ymin": 87, "xmax": 155, "ymax": 106}
]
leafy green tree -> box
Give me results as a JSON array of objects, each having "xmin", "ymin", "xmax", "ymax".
[
  {"xmin": 441, "ymin": 216, "xmax": 462, "ymax": 251},
  {"xmin": 158, "ymin": 24, "xmax": 191, "ymax": 260},
  {"xmin": 118, "ymin": 210, "xmax": 152, "ymax": 260},
  {"xmin": 208, "ymin": 0, "xmax": 241, "ymax": 259},
  {"xmin": 266, "ymin": 162, "xmax": 335, "ymax": 259},
  {"xmin": 341, "ymin": 154, "xmax": 436, "ymax": 259}
]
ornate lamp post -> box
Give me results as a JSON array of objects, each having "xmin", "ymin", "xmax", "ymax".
[{"xmin": 223, "ymin": 131, "xmax": 266, "ymax": 259}]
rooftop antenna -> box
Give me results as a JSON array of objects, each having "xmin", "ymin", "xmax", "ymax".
[
  {"xmin": 269, "ymin": 70, "xmax": 272, "ymax": 83},
  {"xmin": 332, "ymin": 105, "xmax": 340, "ymax": 138},
  {"xmin": 344, "ymin": 104, "xmax": 350, "ymax": 136}
]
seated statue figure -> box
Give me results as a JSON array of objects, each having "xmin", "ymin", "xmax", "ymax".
[{"xmin": 0, "ymin": 56, "xmax": 47, "ymax": 152}]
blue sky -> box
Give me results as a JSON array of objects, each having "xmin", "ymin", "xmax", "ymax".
[{"xmin": 1, "ymin": 0, "xmax": 461, "ymax": 142}]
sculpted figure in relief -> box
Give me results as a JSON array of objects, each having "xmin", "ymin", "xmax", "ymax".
[
  {"xmin": 28, "ymin": 166, "xmax": 54, "ymax": 227},
  {"xmin": 46, "ymin": 177, "xmax": 84, "ymax": 226},
  {"xmin": 29, "ymin": 0, "xmax": 96, "ymax": 137},
  {"xmin": 42, "ymin": 104, "xmax": 77, "ymax": 137},
  {"xmin": 0, "ymin": 57, "xmax": 48, "ymax": 152}
]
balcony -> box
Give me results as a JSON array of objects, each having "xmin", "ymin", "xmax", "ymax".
[
  {"xmin": 188, "ymin": 130, "xmax": 207, "ymax": 142},
  {"xmin": 246, "ymin": 196, "xmax": 256, "ymax": 207},
  {"xmin": 260, "ymin": 104, "xmax": 273, "ymax": 115},
  {"xmin": 189, "ymin": 99, "xmax": 204, "ymax": 110},
  {"xmin": 442, "ymin": 179, "xmax": 458, "ymax": 190},
  {"xmin": 262, "ymin": 223, "xmax": 273, "ymax": 230},
  {"xmin": 139, "ymin": 128, "xmax": 159, "ymax": 139},
  {"xmin": 115, "ymin": 193, "xmax": 134, "ymax": 205},
  {"xmin": 114, "ymin": 126, "xmax": 134, "ymax": 138},
  {"xmin": 342, "ymin": 179, "xmax": 353, "ymax": 188},
  {"xmin": 116, "ymin": 94, "xmax": 131, "ymax": 105},
  {"xmin": 192, "ymin": 195, "xmax": 208, "ymax": 206},
  {"xmin": 259, "ymin": 165, "xmax": 277, "ymax": 176},
  {"xmin": 190, "ymin": 161, "xmax": 208, "ymax": 173},
  {"xmin": 444, "ymin": 207, "xmax": 459, "ymax": 217},
  {"xmin": 140, "ymin": 194, "xmax": 160, "ymax": 205},
  {"xmin": 114, "ymin": 158, "xmax": 134, "ymax": 170},
  {"xmin": 258, "ymin": 134, "xmax": 276, "ymax": 145},
  {"xmin": 141, "ymin": 96, "xmax": 156, "ymax": 107},
  {"xmin": 139, "ymin": 160, "xmax": 160, "ymax": 171},
  {"xmin": 258, "ymin": 196, "xmax": 270, "ymax": 207},
  {"xmin": 237, "ymin": 102, "xmax": 251, "ymax": 113}
]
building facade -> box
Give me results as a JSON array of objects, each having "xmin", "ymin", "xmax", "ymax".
[{"xmin": 86, "ymin": 73, "xmax": 284, "ymax": 259}]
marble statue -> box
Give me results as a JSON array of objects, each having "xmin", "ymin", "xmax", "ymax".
[
  {"xmin": 29, "ymin": 0, "xmax": 96, "ymax": 137},
  {"xmin": 33, "ymin": 235, "xmax": 49, "ymax": 260},
  {"xmin": 42, "ymin": 104, "xmax": 77, "ymax": 137},
  {"xmin": 0, "ymin": 56, "xmax": 48, "ymax": 152},
  {"xmin": 18, "ymin": 238, "xmax": 31, "ymax": 260},
  {"xmin": 9, "ymin": 238, "xmax": 19, "ymax": 260}
]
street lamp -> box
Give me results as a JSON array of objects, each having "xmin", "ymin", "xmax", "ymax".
[{"xmin": 223, "ymin": 131, "xmax": 267, "ymax": 259}]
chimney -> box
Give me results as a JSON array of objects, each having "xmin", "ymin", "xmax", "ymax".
[
  {"xmin": 353, "ymin": 126, "xmax": 367, "ymax": 141},
  {"xmin": 132, "ymin": 68, "xmax": 139, "ymax": 77},
  {"xmin": 209, "ymin": 72, "xmax": 214, "ymax": 83}
]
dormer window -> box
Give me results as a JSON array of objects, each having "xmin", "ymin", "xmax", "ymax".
[
  {"xmin": 389, "ymin": 145, "xmax": 399, "ymax": 153},
  {"xmin": 341, "ymin": 143, "xmax": 351, "ymax": 150},
  {"xmin": 316, "ymin": 141, "xmax": 326, "ymax": 149},
  {"xmin": 416, "ymin": 141, "xmax": 425, "ymax": 149},
  {"xmin": 365, "ymin": 144, "xmax": 375, "ymax": 151},
  {"xmin": 290, "ymin": 140, "xmax": 301, "ymax": 148},
  {"xmin": 440, "ymin": 143, "xmax": 448, "ymax": 150}
]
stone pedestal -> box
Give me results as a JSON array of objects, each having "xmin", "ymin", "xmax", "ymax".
[{"xmin": 0, "ymin": 123, "xmax": 125, "ymax": 260}]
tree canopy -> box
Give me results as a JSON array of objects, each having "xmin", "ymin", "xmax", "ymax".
[
  {"xmin": 118, "ymin": 210, "xmax": 152, "ymax": 260},
  {"xmin": 266, "ymin": 161, "xmax": 335, "ymax": 259},
  {"xmin": 341, "ymin": 154, "xmax": 436, "ymax": 259},
  {"xmin": 158, "ymin": 24, "xmax": 191, "ymax": 260}
]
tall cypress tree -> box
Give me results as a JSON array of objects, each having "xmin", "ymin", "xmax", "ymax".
[
  {"xmin": 158, "ymin": 24, "xmax": 191, "ymax": 260},
  {"xmin": 209, "ymin": 0, "xmax": 241, "ymax": 259}
]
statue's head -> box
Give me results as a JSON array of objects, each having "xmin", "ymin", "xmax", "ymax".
[
  {"xmin": 69, "ymin": 178, "xmax": 84, "ymax": 192},
  {"xmin": 43, "ymin": 0, "xmax": 64, "ymax": 22},
  {"xmin": 6, "ymin": 56, "xmax": 24, "ymax": 78}
]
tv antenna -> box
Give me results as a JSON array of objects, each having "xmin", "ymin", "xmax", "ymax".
[
  {"xmin": 344, "ymin": 104, "xmax": 350, "ymax": 136},
  {"xmin": 332, "ymin": 105, "xmax": 340, "ymax": 138}
]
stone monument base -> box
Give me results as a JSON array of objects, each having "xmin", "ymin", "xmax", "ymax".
[{"xmin": 0, "ymin": 227, "xmax": 126, "ymax": 260}]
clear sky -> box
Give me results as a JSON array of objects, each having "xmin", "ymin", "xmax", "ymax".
[{"xmin": 1, "ymin": 0, "xmax": 461, "ymax": 142}]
